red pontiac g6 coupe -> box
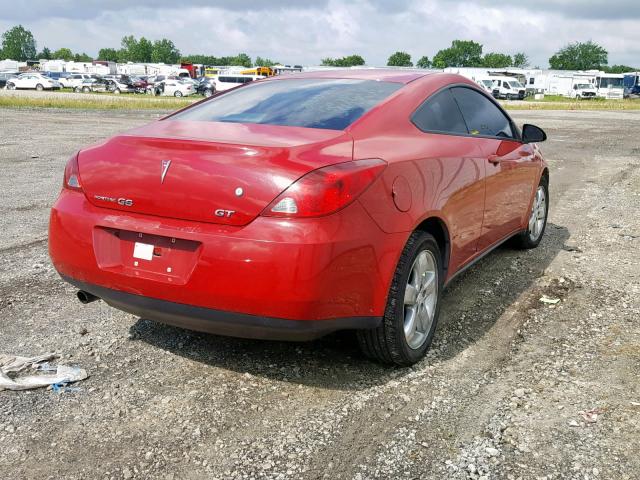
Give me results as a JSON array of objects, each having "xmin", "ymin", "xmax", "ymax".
[{"xmin": 49, "ymin": 70, "xmax": 549, "ymax": 366}]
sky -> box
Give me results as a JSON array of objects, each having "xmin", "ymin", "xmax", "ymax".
[{"xmin": 1, "ymin": 0, "xmax": 640, "ymax": 67}]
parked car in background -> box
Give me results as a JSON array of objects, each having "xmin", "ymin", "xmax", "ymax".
[
  {"xmin": 0, "ymin": 71, "xmax": 19, "ymax": 88},
  {"xmin": 49, "ymin": 70, "xmax": 549, "ymax": 366},
  {"xmin": 196, "ymin": 77, "xmax": 216, "ymax": 97},
  {"xmin": 74, "ymin": 78, "xmax": 111, "ymax": 93},
  {"xmin": 43, "ymin": 71, "xmax": 73, "ymax": 83},
  {"xmin": 129, "ymin": 76, "xmax": 150, "ymax": 94},
  {"xmin": 145, "ymin": 75, "xmax": 167, "ymax": 85},
  {"xmin": 570, "ymin": 83, "xmax": 597, "ymax": 99},
  {"xmin": 213, "ymin": 74, "xmax": 262, "ymax": 91},
  {"xmin": 59, "ymin": 74, "xmax": 95, "ymax": 89},
  {"xmin": 151, "ymin": 78, "xmax": 194, "ymax": 97},
  {"xmin": 106, "ymin": 75, "xmax": 136, "ymax": 94},
  {"xmin": 6, "ymin": 73, "xmax": 61, "ymax": 91},
  {"xmin": 491, "ymin": 77, "xmax": 526, "ymax": 100}
]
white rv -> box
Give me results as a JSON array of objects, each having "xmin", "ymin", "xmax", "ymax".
[{"xmin": 595, "ymin": 74, "xmax": 624, "ymax": 99}]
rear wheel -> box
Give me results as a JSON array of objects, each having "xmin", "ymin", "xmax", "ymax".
[
  {"xmin": 512, "ymin": 178, "xmax": 548, "ymax": 249},
  {"xmin": 113, "ymin": 88, "xmax": 121, "ymax": 95},
  {"xmin": 357, "ymin": 231, "xmax": 443, "ymax": 366},
  {"xmin": 82, "ymin": 86, "xmax": 90, "ymax": 93},
  {"xmin": 204, "ymin": 88, "xmax": 213, "ymax": 97},
  {"xmin": 35, "ymin": 84, "xmax": 44, "ymax": 91},
  {"xmin": 174, "ymin": 90, "xmax": 183, "ymax": 97},
  {"xmin": 6, "ymin": 82, "xmax": 15, "ymax": 90}
]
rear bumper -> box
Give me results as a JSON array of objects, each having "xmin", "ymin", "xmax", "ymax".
[
  {"xmin": 49, "ymin": 190, "xmax": 405, "ymax": 329},
  {"xmin": 65, "ymin": 275, "xmax": 380, "ymax": 341}
]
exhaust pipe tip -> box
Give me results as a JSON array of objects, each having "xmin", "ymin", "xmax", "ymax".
[{"xmin": 77, "ymin": 290, "xmax": 99, "ymax": 304}]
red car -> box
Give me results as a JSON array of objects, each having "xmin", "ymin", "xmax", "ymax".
[{"xmin": 49, "ymin": 70, "xmax": 549, "ymax": 366}]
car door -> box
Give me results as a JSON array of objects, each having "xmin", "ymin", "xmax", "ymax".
[
  {"xmin": 451, "ymin": 86, "xmax": 538, "ymax": 251},
  {"xmin": 164, "ymin": 81, "xmax": 176, "ymax": 96},
  {"xmin": 14, "ymin": 75, "xmax": 27, "ymax": 88},
  {"xmin": 410, "ymin": 88, "xmax": 487, "ymax": 273}
]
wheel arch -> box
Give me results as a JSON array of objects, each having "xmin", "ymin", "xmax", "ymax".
[
  {"xmin": 540, "ymin": 167, "xmax": 549, "ymax": 185},
  {"xmin": 414, "ymin": 216, "xmax": 451, "ymax": 278}
]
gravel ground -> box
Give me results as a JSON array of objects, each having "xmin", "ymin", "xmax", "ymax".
[{"xmin": 0, "ymin": 108, "xmax": 639, "ymax": 480}]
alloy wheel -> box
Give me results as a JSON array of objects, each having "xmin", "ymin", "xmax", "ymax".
[
  {"xmin": 403, "ymin": 250, "xmax": 438, "ymax": 350},
  {"xmin": 528, "ymin": 185, "xmax": 547, "ymax": 242}
]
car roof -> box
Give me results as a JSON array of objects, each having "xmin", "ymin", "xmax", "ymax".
[{"xmin": 270, "ymin": 68, "xmax": 431, "ymax": 84}]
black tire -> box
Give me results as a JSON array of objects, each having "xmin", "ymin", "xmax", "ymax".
[
  {"xmin": 6, "ymin": 82, "xmax": 15, "ymax": 90},
  {"xmin": 512, "ymin": 177, "xmax": 549, "ymax": 249},
  {"xmin": 174, "ymin": 90, "xmax": 183, "ymax": 97},
  {"xmin": 82, "ymin": 86, "xmax": 90, "ymax": 93},
  {"xmin": 35, "ymin": 84, "xmax": 44, "ymax": 91},
  {"xmin": 357, "ymin": 231, "xmax": 443, "ymax": 366},
  {"xmin": 204, "ymin": 88, "xmax": 213, "ymax": 97}
]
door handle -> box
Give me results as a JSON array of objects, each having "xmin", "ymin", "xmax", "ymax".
[{"xmin": 488, "ymin": 154, "xmax": 500, "ymax": 164}]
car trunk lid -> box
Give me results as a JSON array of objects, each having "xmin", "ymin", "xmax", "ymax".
[{"xmin": 78, "ymin": 120, "xmax": 354, "ymax": 226}]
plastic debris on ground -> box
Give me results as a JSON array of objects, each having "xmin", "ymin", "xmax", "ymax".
[
  {"xmin": 0, "ymin": 353, "xmax": 88, "ymax": 391},
  {"xmin": 539, "ymin": 295, "xmax": 561, "ymax": 305}
]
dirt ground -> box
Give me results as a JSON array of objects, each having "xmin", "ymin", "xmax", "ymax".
[{"xmin": 0, "ymin": 108, "xmax": 639, "ymax": 480}]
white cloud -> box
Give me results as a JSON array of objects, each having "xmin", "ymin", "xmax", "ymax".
[{"xmin": 0, "ymin": 0, "xmax": 639, "ymax": 67}]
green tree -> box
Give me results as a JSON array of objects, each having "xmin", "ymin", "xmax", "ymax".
[
  {"xmin": 98, "ymin": 48, "xmax": 119, "ymax": 62},
  {"xmin": 321, "ymin": 54, "xmax": 365, "ymax": 67},
  {"xmin": 254, "ymin": 56, "xmax": 277, "ymax": 67},
  {"xmin": 482, "ymin": 52, "xmax": 512, "ymax": 68},
  {"xmin": 229, "ymin": 53, "xmax": 252, "ymax": 67},
  {"xmin": 548, "ymin": 41, "xmax": 607, "ymax": 70},
  {"xmin": 416, "ymin": 56, "xmax": 431, "ymax": 68},
  {"xmin": 136, "ymin": 37, "xmax": 153, "ymax": 62},
  {"xmin": 150, "ymin": 39, "xmax": 181, "ymax": 63},
  {"xmin": 119, "ymin": 35, "xmax": 137, "ymax": 61},
  {"xmin": 387, "ymin": 51, "xmax": 412, "ymax": 67},
  {"xmin": 512, "ymin": 52, "xmax": 529, "ymax": 68},
  {"xmin": 1, "ymin": 25, "xmax": 37, "ymax": 60},
  {"xmin": 432, "ymin": 40, "xmax": 483, "ymax": 68},
  {"xmin": 74, "ymin": 52, "xmax": 93, "ymax": 62},
  {"xmin": 603, "ymin": 64, "xmax": 636, "ymax": 74},
  {"xmin": 119, "ymin": 35, "xmax": 153, "ymax": 62},
  {"xmin": 38, "ymin": 47, "xmax": 52, "ymax": 59},
  {"xmin": 52, "ymin": 48, "xmax": 74, "ymax": 61}
]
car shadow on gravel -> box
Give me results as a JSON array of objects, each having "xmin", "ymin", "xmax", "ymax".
[{"xmin": 131, "ymin": 223, "xmax": 570, "ymax": 391}]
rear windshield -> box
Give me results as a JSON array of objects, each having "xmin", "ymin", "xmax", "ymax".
[{"xmin": 173, "ymin": 78, "xmax": 402, "ymax": 130}]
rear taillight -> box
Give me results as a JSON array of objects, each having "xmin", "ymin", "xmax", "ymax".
[
  {"xmin": 262, "ymin": 159, "xmax": 386, "ymax": 218},
  {"xmin": 63, "ymin": 154, "xmax": 82, "ymax": 191}
]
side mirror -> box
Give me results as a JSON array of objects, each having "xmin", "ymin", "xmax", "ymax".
[{"xmin": 522, "ymin": 124, "xmax": 547, "ymax": 143}]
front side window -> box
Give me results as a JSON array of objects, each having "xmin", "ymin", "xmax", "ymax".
[
  {"xmin": 174, "ymin": 78, "xmax": 402, "ymax": 130},
  {"xmin": 451, "ymin": 87, "xmax": 514, "ymax": 138},
  {"xmin": 411, "ymin": 88, "xmax": 468, "ymax": 135}
]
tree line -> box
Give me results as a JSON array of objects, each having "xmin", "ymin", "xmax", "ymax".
[
  {"xmin": 0, "ymin": 25, "xmax": 636, "ymax": 73},
  {"xmin": 326, "ymin": 40, "xmax": 636, "ymax": 73}
]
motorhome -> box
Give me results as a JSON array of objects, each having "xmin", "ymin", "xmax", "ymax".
[{"xmin": 595, "ymin": 74, "xmax": 624, "ymax": 99}]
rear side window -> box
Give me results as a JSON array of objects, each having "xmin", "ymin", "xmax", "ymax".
[
  {"xmin": 174, "ymin": 78, "xmax": 402, "ymax": 130},
  {"xmin": 451, "ymin": 87, "xmax": 514, "ymax": 138},
  {"xmin": 411, "ymin": 89, "xmax": 467, "ymax": 135}
]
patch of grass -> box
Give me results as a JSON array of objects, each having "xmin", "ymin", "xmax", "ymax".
[
  {"xmin": 0, "ymin": 94, "xmax": 198, "ymax": 111},
  {"xmin": 502, "ymin": 96, "xmax": 640, "ymax": 110},
  {"xmin": 502, "ymin": 98, "xmax": 640, "ymax": 110}
]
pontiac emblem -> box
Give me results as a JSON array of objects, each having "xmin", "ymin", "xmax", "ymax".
[{"xmin": 161, "ymin": 159, "xmax": 172, "ymax": 184}]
